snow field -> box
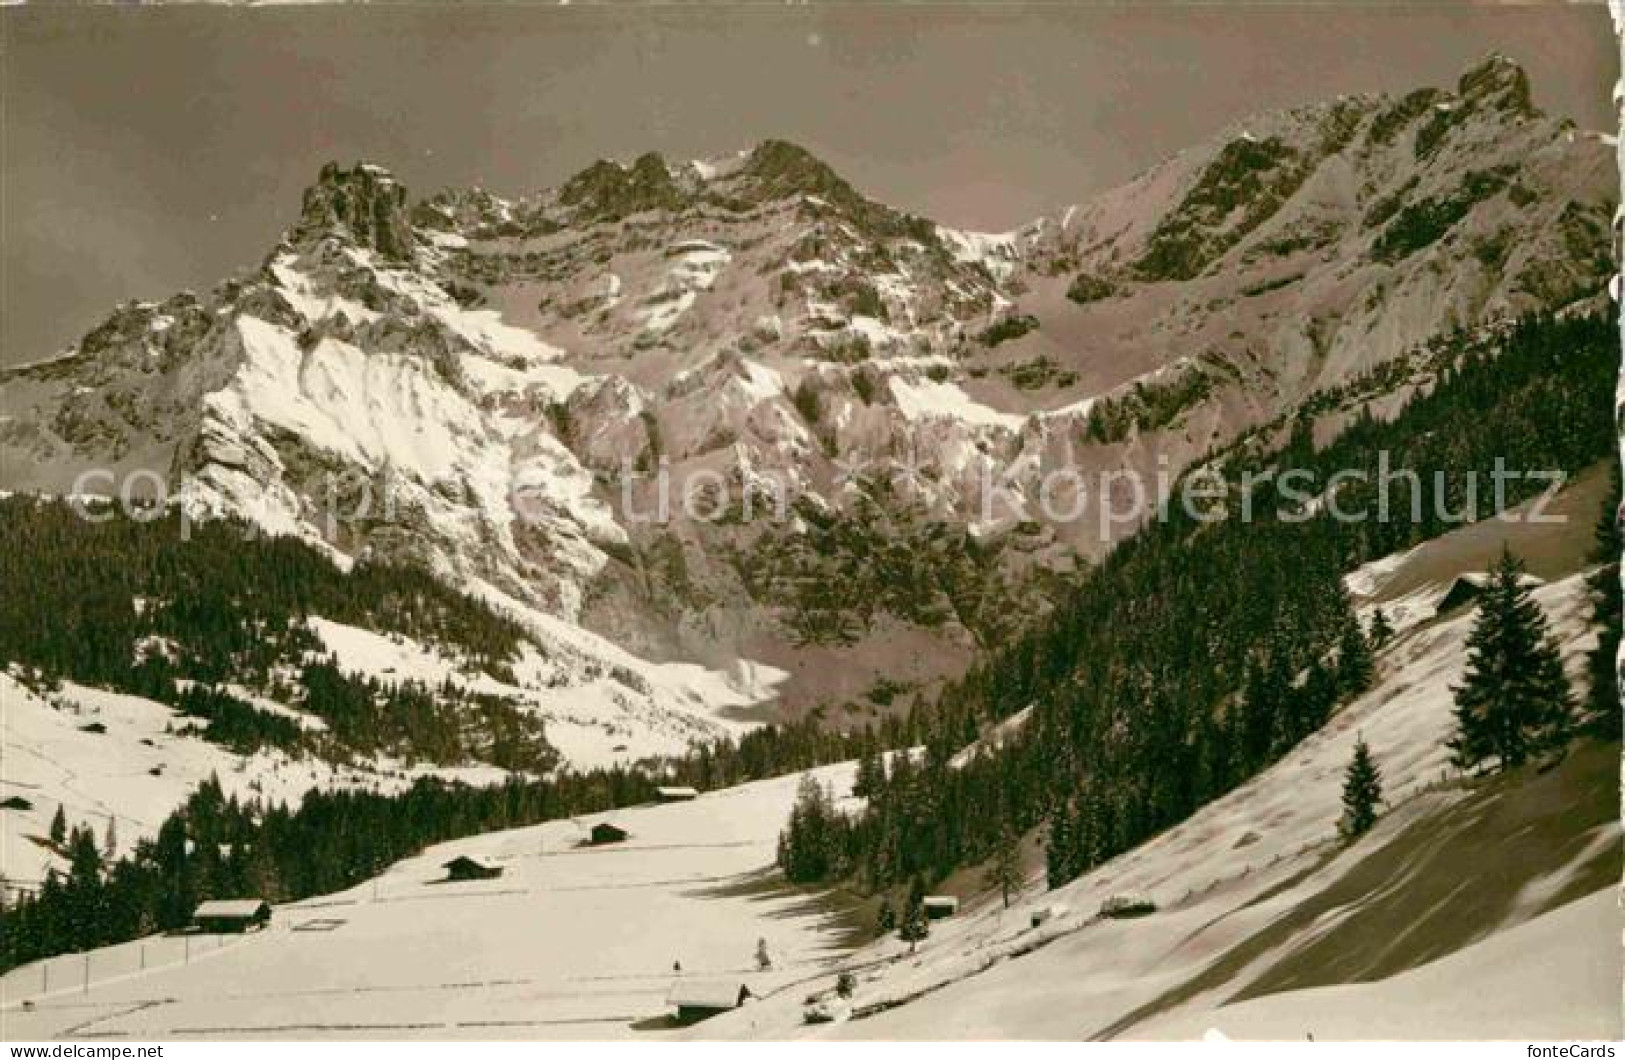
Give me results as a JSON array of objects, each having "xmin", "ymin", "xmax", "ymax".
[
  {"xmin": 0, "ymin": 763, "xmax": 861, "ymax": 1040},
  {"xmin": 696, "ymin": 546, "xmax": 1613, "ymax": 1039}
]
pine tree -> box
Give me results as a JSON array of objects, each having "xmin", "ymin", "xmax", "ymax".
[
  {"xmin": 1045, "ymin": 808, "xmax": 1075, "ymax": 890},
  {"xmin": 983, "ymin": 825, "xmax": 1023, "ymax": 909},
  {"xmin": 1583, "ymin": 467, "xmax": 1621, "ymax": 739},
  {"xmin": 1240, "ymin": 653, "xmax": 1288, "ymax": 769},
  {"xmin": 777, "ymin": 774, "xmax": 845, "ymax": 882},
  {"xmin": 1339, "ymin": 736, "xmax": 1383, "ymax": 840},
  {"xmin": 1337, "ymin": 620, "xmax": 1374, "ymax": 697},
  {"xmin": 102, "ymin": 816, "xmax": 118, "ymax": 861},
  {"xmin": 1369, "ymin": 608, "xmax": 1394, "ymax": 650},
  {"xmin": 48, "ymin": 805, "xmax": 66, "ymax": 847},
  {"xmin": 1450, "ymin": 550, "xmax": 1575, "ymax": 772},
  {"xmin": 63, "ymin": 827, "xmax": 106, "ymax": 950},
  {"xmin": 899, "ymin": 876, "xmax": 929, "ymax": 953},
  {"xmin": 875, "ymin": 899, "xmax": 896, "ymax": 936},
  {"xmin": 853, "ymin": 748, "xmax": 886, "ymax": 798},
  {"xmin": 1299, "ymin": 659, "xmax": 1339, "ymax": 736}
]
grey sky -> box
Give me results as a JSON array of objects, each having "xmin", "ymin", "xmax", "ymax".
[{"xmin": 2, "ymin": 3, "xmax": 1614, "ymax": 364}]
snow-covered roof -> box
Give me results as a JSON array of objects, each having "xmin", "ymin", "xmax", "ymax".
[
  {"xmin": 667, "ymin": 980, "xmax": 750, "ymax": 1010},
  {"xmin": 193, "ymin": 899, "xmax": 270, "ymax": 919},
  {"xmin": 923, "ymin": 895, "xmax": 959, "ymax": 910},
  {"xmin": 656, "ymin": 785, "xmax": 700, "ymax": 799}
]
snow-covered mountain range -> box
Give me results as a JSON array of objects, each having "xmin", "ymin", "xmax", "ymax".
[
  {"xmin": 1, "ymin": 53, "xmax": 1613, "ymax": 744},
  {"xmin": 0, "ymin": 49, "xmax": 1617, "ymax": 1039}
]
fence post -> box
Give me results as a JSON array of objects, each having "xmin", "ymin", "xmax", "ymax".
[{"xmin": 82, "ymin": 952, "xmax": 89, "ymax": 995}]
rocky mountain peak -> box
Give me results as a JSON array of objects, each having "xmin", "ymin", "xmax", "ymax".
[
  {"xmin": 728, "ymin": 139, "xmax": 934, "ymax": 243},
  {"xmin": 730, "ymin": 139, "xmax": 867, "ymax": 209},
  {"xmin": 557, "ymin": 151, "xmax": 690, "ymax": 222},
  {"xmin": 296, "ymin": 161, "xmax": 415, "ymax": 260},
  {"xmin": 1457, "ymin": 52, "xmax": 1535, "ymax": 116}
]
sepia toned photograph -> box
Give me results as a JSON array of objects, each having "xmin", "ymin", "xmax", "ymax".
[{"xmin": 0, "ymin": 1, "xmax": 1620, "ymax": 1047}]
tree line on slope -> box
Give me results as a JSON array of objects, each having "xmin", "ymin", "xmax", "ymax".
[
  {"xmin": 0, "ymin": 501, "xmax": 529, "ymax": 684},
  {"xmin": 0, "ymin": 771, "xmax": 644, "ymax": 968},
  {"xmin": 0, "ymin": 499, "xmax": 548, "ymax": 766},
  {"xmin": 0, "ymin": 492, "xmax": 963, "ymax": 773},
  {"xmin": 777, "ymin": 311, "xmax": 1618, "ymax": 897}
]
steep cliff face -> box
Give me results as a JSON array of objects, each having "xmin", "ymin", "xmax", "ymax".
[
  {"xmin": 298, "ymin": 162, "xmax": 417, "ymax": 261},
  {"xmin": 0, "ymin": 55, "xmax": 1613, "ymax": 725}
]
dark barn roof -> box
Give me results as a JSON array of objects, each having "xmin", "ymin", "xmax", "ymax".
[
  {"xmin": 442, "ymin": 855, "xmax": 503, "ymax": 879},
  {"xmin": 591, "ymin": 821, "xmax": 629, "ymax": 842}
]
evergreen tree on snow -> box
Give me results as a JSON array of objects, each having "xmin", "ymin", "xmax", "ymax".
[
  {"xmin": 1299, "ymin": 658, "xmax": 1339, "ymax": 734},
  {"xmin": 63, "ymin": 827, "xmax": 106, "ymax": 951},
  {"xmin": 48, "ymin": 805, "xmax": 66, "ymax": 847},
  {"xmin": 899, "ymin": 876, "xmax": 929, "ymax": 953},
  {"xmin": 1339, "ymin": 736, "xmax": 1382, "ymax": 840},
  {"xmin": 853, "ymin": 748, "xmax": 886, "ymax": 798},
  {"xmin": 1369, "ymin": 608, "xmax": 1394, "ymax": 649},
  {"xmin": 1449, "ymin": 550, "xmax": 1574, "ymax": 773},
  {"xmin": 777, "ymin": 774, "xmax": 849, "ymax": 882},
  {"xmin": 983, "ymin": 825, "xmax": 1023, "ymax": 909},
  {"xmin": 1240, "ymin": 653, "xmax": 1289, "ymax": 769},
  {"xmin": 1583, "ymin": 467, "xmax": 1621, "ymax": 739},
  {"xmin": 1044, "ymin": 808, "xmax": 1075, "ymax": 890},
  {"xmin": 875, "ymin": 899, "xmax": 896, "ymax": 936},
  {"xmin": 1337, "ymin": 620, "xmax": 1375, "ymax": 697}
]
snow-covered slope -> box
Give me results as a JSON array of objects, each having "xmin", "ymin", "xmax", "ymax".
[
  {"xmin": 0, "ymin": 55, "xmax": 1613, "ymax": 920},
  {"xmin": 3, "ymin": 477, "xmax": 1612, "ymax": 1040},
  {"xmin": 0, "ymin": 597, "xmax": 784, "ymax": 888},
  {"xmin": 0, "ymin": 671, "xmax": 507, "ymax": 889},
  {"xmin": 0, "ymin": 763, "xmax": 862, "ymax": 1040},
  {"xmin": 683, "ymin": 474, "xmax": 1618, "ymax": 1041},
  {"xmin": 1128, "ymin": 888, "xmax": 1619, "ymax": 1041}
]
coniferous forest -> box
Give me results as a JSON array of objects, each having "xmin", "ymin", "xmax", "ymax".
[
  {"xmin": 778, "ymin": 311, "xmax": 1619, "ymax": 892},
  {"xmin": 0, "ymin": 501, "xmax": 541, "ymax": 763}
]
